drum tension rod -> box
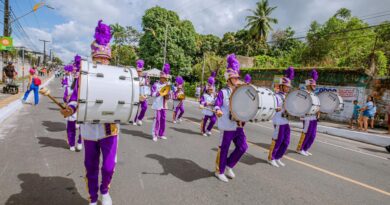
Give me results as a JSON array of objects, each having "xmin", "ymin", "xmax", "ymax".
[
  {"xmin": 118, "ymin": 101, "xmax": 125, "ymax": 104},
  {"xmin": 95, "ymin": 99, "xmax": 103, "ymax": 104},
  {"xmin": 92, "ymin": 120, "xmax": 100, "ymax": 124},
  {"xmin": 96, "ymin": 73, "xmax": 104, "ymax": 78},
  {"xmin": 78, "ymin": 99, "xmax": 86, "ymax": 103}
]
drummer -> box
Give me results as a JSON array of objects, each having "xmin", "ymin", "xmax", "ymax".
[
  {"xmin": 172, "ymin": 76, "xmax": 185, "ymax": 124},
  {"xmin": 214, "ymin": 54, "xmax": 248, "ymax": 183},
  {"xmin": 296, "ymin": 69, "xmax": 319, "ymax": 156},
  {"xmin": 61, "ymin": 20, "xmax": 116, "ymax": 205},
  {"xmin": 268, "ymin": 67, "xmax": 294, "ymax": 167},
  {"xmin": 134, "ymin": 59, "xmax": 148, "ymax": 126},
  {"xmin": 151, "ymin": 64, "xmax": 171, "ymax": 142},
  {"xmin": 200, "ymin": 76, "xmax": 217, "ymax": 136}
]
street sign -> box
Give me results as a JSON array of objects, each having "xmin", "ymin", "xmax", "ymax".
[{"xmin": 0, "ymin": 36, "xmax": 13, "ymax": 51}]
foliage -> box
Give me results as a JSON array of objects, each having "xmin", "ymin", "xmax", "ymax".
[
  {"xmin": 375, "ymin": 51, "xmax": 388, "ymax": 77},
  {"xmin": 246, "ymin": 0, "xmax": 278, "ymax": 41},
  {"xmin": 218, "ymin": 29, "xmax": 268, "ymax": 57},
  {"xmin": 110, "ymin": 44, "xmax": 137, "ymax": 66}
]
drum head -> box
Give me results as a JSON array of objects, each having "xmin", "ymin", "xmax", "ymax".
[
  {"xmin": 230, "ymin": 85, "xmax": 259, "ymax": 121},
  {"xmin": 318, "ymin": 92, "xmax": 340, "ymax": 113},
  {"xmin": 285, "ymin": 90, "xmax": 312, "ymax": 117}
]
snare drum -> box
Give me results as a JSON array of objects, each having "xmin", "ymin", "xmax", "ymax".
[
  {"xmin": 77, "ymin": 60, "xmax": 140, "ymax": 124},
  {"xmin": 285, "ymin": 90, "xmax": 320, "ymax": 117},
  {"xmin": 318, "ymin": 91, "xmax": 344, "ymax": 113},
  {"xmin": 230, "ymin": 85, "xmax": 277, "ymax": 122}
]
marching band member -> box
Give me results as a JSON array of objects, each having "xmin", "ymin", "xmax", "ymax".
[
  {"xmin": 214, "ymin": 54, "xmax": 248, "ymax": 183},
  {"xmin": 268, "ymin": 67, "xmax": 294, "ymax": 167},
  {"xmin": 151, "ymin": 64, "xmax": 171, "ymax": 142},
  {"xmin": 296, "ymin": 69, "xmax": 319, "ymax": 156},
  {"xmin": 134, "ymin": 59, "xmax": 148, "ymax": 126},
  {"xmin": 63, "ymin": 62, "xmax": 82, "ymax": 152},
  {"xmin": 61, "ymin": 20, "xmax": 116, "ymax": 205},
  {"xmin": 200, "ymin": 76, "xmax": 217, "ymax": 136},
  {"xmin": 61, "ymin": 66, "xmax": 72, "ymax": 88},
  {"xmin": 172, "ymin": 76, "xmax": 185, "ymax": 124}
]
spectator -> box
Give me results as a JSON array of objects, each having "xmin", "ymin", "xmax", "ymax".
[
  {"xmin": 22, "ymin": 68, "xmax": 40, "ymax": 105},
  {"xmin": 360, "ymin": 96, "xmax": 375, "ymax": 132},
  {"xmin": 369, "ymin": 102, "xmax": 377, "ymax": 129},
  {"xmin": 2, "ymin": 61, "xmax": 16, "ymax": 82},
  {"xmin": 349, "ymin": 100, "xmax": 360, "ymax": 129}
]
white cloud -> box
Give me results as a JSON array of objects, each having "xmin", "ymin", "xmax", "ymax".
[{"xmin": 21, "ymin": 0, "xmax": 390, "ymax": 62}]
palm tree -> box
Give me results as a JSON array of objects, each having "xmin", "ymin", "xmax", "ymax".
[
  {"xmin": 246, "ymin": 0, "xmax": 278, "ymax": 41},
  {"xmin": 110, "ymin": 23, "xmax": 125, "ymax": 45}
]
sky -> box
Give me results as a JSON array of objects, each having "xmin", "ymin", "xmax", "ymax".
[{"xmin": 4, "ymin": 0, "xmax": 390, "ymax": 63}]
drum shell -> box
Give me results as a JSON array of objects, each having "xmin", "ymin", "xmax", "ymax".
[
  {"xmin": 285, "ymin": 90, "xmax": 320, "ymax": 117},
  {"xmin": 318, "ymin": 91, "xmax": 344, "ymax": 113},
  {"xmin": 77, "ymin": 61, "xmax": 140, "ymax": 124}
]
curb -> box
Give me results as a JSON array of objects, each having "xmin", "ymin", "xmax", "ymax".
[
  {"xmin": 290, "ymin": 122, "xmax": 390, "ymax": 147},
  {"xmin": 0, "ymin": 75, "xmax": 54, "ymax": 124}
]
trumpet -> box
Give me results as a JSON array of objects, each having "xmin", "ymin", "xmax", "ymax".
[{"xmin": 159, "ymin": 85, "xmax": 171, "ymax": 97}]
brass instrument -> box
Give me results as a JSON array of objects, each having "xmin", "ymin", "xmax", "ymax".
[
  {"xmin": 177, "ymin": 93, "xmax": 185, "ymax": 101},
  {"xmin": 159, "ymin": 85, "xmax": 171, "ymax": 97},
  {"xmin": 39, "ymin": 87, "xmax": 73, "ymax": 117}
]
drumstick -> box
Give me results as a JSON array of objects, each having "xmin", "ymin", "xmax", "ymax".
[
  {"xmin": 199, "ymin": 105, "xmax": 218, "ymax": 114},
  {"xmin": 39, "ymin": 88, "xmax": 67, "ymax": 109}
]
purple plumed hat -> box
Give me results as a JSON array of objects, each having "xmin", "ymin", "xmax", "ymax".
[
  {"xmin": 64, "ymin": 65, "xmax": 73, "ymax": 72},
  {"xmin": 136, "ymin": 59, "xmax": 144, "ymax": 71},
  {"xmin": 73, "ymin": 54, "xmax": 81, "ymax": 72},
  {"xmin": 206, "ymin": 76, "xmax": 215, "ymax": 90},
  {"xmin": 305, "ymin": 69, "xmax": 318, "ymax": 86},
  {"xmin": 175, "ymin": 76, "xmax": 184, "ymax": 88},
  {"xmin": 244, "ymin": 74, "xmax": 251, "ymax": 84},
  {"xmin": 280, "ymin": 66, "xmax": 295, "ymax": 87},
  {"xmin": 91, "ymin": 20, "xmax": 112, "ymax": 60},
  {"xmin": 225, "ymin": 54, "xmax": 240, "ymax": 80},
  {"xmin": 160, "ymin": 63, "xmax": 170, "ymax": 78}
]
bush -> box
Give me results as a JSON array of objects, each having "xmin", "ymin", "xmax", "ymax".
[{"xmin": 184, "ymin": 82, "xmax": 197, "ymax": 97}]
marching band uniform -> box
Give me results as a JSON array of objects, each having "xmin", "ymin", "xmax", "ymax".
[
  {"xmin": 65, "ymin": 20, "xmax": 116, "ymax": 205},
  {"xmin": 61, "ymin": 70, "xmax": 72, "ymax": 88},
  {"xmin": 200, "ymin": 76, "xmax": 217, "ymax": 136},
  {"xmin": 214, "ymin": 54, "xmax": 248, "ymax": 183},
  {"xmin": 134, "ymin": 60, "xmax": 148, "ymax": 126},
  {"xmin": 268, "ymin": 67, "xmax": 294, "ymax": 167},
  {"xmin": 296, "ymin": 69, "xmax": 319, "ymax": 156},
  {"xmin": 172, "ymin": 76, "xmax": 185, "ymax": 124},
  {"xmin": 151, "ymin": 64, "xmax": 171, "ymax": 142},
  {"xmin": 63, "ymin": 63, "xmax": 82, "ymax": 152}
]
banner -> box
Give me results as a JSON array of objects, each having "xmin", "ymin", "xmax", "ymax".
[{"xmin": 0, "ymin": 36, "xmax": 13, "ymax": 51}]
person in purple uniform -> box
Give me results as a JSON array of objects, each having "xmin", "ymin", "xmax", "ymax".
[
  {"xmin": 200, "ymin": 75, "xmax": 217, "ymax": 136},
  {"xmin": 134, "ymin": 59, "xmax": 149, "ymax": 126},
  {"xmin": 172, "ymin": 76, "xmax": 185, "ymax": 124},
  {"xmin": 61, "ymin": 20, "xmax": 116, "ymax": 205},
  {"xmin": 268, "ymin": 67, "xmax": 294, "ymax": 167},
  {"xmin": 296, "ymin": 69, "xmax": 319, "ymax": 156},
  {"xmin": 151, "ymin": 64, "xmax": 171, "ymax": 142},
  {"xmin": 214, "ymin": 54, "xmax": 248, "ymax": 183}
]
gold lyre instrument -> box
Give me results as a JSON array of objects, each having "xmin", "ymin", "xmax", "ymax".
[
  {"xmin": 39, "ymin": 87, "xmax": 73, "ymax": 117},
  {"xmin": 159, "ymin": 85, "xmax": 171, "ymax": 96},
  {"xmin": 139, "ymin": 95, "xmax": 147, "ymax": 102},
  {"xmin": 177, "ymin": 93, "xmax": 185, "ymax": 101}
]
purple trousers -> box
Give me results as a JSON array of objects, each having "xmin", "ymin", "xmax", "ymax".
[
  {"xmin": 67, "ymin": 121, "xmax": 82, "ymax": 147},
  {"xmin": 297, "ymin": 120, "xmax": 318, "ymax": 151},
  {"xmin": 202, "ymin": 115, "xmax": 216, "ymax": 133},
  {"xmin": 153, "ymin": 109, "xmax": 166, "ymax": 137},
  {"xmin": 84, "ymin": 136, "xmax": 118, "ymax": 203},
  {"xmin": 268, "ymin": 124, "xmax": 290, "ymax": 160},
  {"xmin": 134, "ymin": 100, "xmax": 148, "ymax": 122},
  {"xmin": 216, "ymin": 128, "xmax": 248, "ymax": 174},
  {"xmin": 174, "ymin": 102, "xmax": 184, "ymax": 120}
]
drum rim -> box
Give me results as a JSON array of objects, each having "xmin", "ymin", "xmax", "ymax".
[
  {"xmin": 285, "ymin": 89, "xmax": 316, "ymax": 117},
  {"xmin": 318, "ymin": 91, "xmax": 343, "ymax": 113},
  {"xmin": 229, "ymin": 84, "xmax": 258, "ymax": 122}
]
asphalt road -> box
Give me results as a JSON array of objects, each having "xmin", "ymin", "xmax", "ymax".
[{"xmin": 0, "ymin": 80, "xmax": 389, "ymax": 205}]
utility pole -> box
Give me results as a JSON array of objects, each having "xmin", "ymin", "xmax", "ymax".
[
  {"xmin": 39, "ymin": 39, "xmax": 50, "ymax": 66},
  {"xmin": 22, "ymin": 47, "xmax": 25, "ymax": 92},
  {"xmin": 163, "ymin": 23, "xmax": 168, "ymax": 65},
  {"xmin": 3, "ymin": 0, "xmax": 10, "ymax": 37},
  {"xmin": 201, "ymin": 53, "xmax": 206, "ymax": 94}
]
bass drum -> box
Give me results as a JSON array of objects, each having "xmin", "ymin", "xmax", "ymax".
[
  {"xmin": 230, "ymin": 85, "xmax": 277, "ymax": 122},
  {"xmin": 318, "ymin": 91, "xmax": 344, "ymax": 113},
  {"xmin": 285, "ymin": 90, "xmax": 320, "ymax": 117},
  {"xmin": 77, "ymin": 60, "xmax": 140, "ymax": 124}
]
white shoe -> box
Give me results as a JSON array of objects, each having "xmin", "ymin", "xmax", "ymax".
[
  {"xmin": 225, "ymin": 167, "xmax": 235, "ymax": 179},
  {"xmin": 133, "ymin": 122, "xmax": 137, "ymax": 126},
  {"xmin": 269, "ymin": 160, "xmax": 279, "ymax": 167},
  {"xmin": 89, "ymin": 203, "xmax": 97, "ymax": 205},
  {"xmin": 179, "ymin": 118, "xmax": 183, "ymax": 122},
  {"xmin": 102, "ymin": 193, "xmax": 112, "ymax": 205},
  {"xmin": 202, "ymin": 133, "xmax": 208, "ymax": 137},
  {"xmin": 306, "ymin": 151, "xmax": 312, "ymax": 156},
  {"xmin": 215, "ymin": 172, "xmax": 229, "ymax": 182},
  {"xmin": 137, "ymin": 121, "xmax": 143, "ymax": 126},
  {"xmin": 153, "ymin": 136, "xmax": 158, "ymax": 142},
  {"xmin": 76, "ymin": 143, "xmax": 83, "ymax": 151},
  {"xmin": 173, "ymin": 121, "xmax": 177, "ymax": 124},
  {"xmin": 298, "ymin": 150, "xmax": 309, "ymax": 156},
  {"xmin": 276, "ymin": 159, "xmax": 285, "ymax": 167},
  {"xmin": 206, "ymin": 131, "xmax": 212, "ymax": 136},
  {"xmin": 161, "ymin": 136, "xmax": 167, "ymax": 140},
  {"xmin": 69, "ymin": 146, "xmax": 76, "ymax": 152}
]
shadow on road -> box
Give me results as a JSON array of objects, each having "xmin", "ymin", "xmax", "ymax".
[
  {"xmin": 48, "ymin": 107, "xmax": 60, "ymax": 111},
  {"xmin": 143, "ymin": 154, "xmax": 213, "ymax": 182},
  {"xmin": 170, "ymin": 127, "xmax": 199, "ymax": 136},
  {"xmin": 210, "ymin": 147, "xmax": 268, "ymax": 165},
  {"xmin": 121, "ymin": 128, "xmax": 152, "ymax": 140},
  {"xmin": 5, "ymin": 173, "xmax": 88, "ymax": 205},
  {"xmin": 42, "ymin": 121, "xmax": 66, "ymax": 132},
  {"xmin": 37, "ymin": 137, "xmax": 69, "ymax": 149},
  {"xmin": 359, "ymin": 147, "xmax": 389, "ymax": 154}
]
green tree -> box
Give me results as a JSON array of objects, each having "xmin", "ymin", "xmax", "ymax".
[
  {"xmin": 111, "ymin": 44, "xmax": 137, "ymax": 66},
  {"xmin": 246, "ymin": 0, "xmax": 278, "ymax": 41}
]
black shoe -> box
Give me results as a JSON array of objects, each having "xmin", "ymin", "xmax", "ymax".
[{"xmin": 385, "ymin": 145, "xmax": 390, "ymax": 153}]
